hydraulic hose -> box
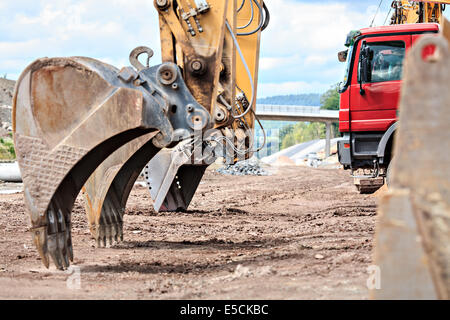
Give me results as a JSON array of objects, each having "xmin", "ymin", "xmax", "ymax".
[{"xmin": 237, "ymin": 0, "xmax": 264, "ymax": 36}]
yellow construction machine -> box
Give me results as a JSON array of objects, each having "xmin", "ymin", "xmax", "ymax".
[
  {"xmin": 390, "ymin": 0, "xmax": 449, "ymax": 24},
  {"xmin": 13, "ymin": 0, "xmax": 269, "ymax": 269}
]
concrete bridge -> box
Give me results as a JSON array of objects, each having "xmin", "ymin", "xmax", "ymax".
[{"xmin": 255, "ymin": 104, "xmax": 339, "ymax": 158}]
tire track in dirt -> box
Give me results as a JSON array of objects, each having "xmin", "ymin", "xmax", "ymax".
[{"xmin": 0, "ymin": 166, "xmax": 377, "ymax": 299}]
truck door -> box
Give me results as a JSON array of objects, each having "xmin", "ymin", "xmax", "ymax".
[{"xmin": 349, "ymin": 35, "xmax": 411, "ymax": 132}]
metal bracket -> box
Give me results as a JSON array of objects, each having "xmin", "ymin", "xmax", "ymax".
[{"xmin": 351, "ymin": 159, "xmax": 380, "ymax": 179}]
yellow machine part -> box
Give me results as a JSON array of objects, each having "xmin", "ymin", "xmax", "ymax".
[{"xmin": 391, "ymin": 0, "xmax": 450, "ymax": 24}]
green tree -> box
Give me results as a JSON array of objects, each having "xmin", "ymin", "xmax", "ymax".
[
  {"xmin": 281, "ymin": 122, "xmax": 326, "ymax": 149},
  {"xmin": 320, "ymin": 84, "xmax": 341, "ymax": 138},
  {"xmin": 279, "ymin": 123, "xmax": 295, "ymax": 149},
  {"xmin": 281, "ymin": 132, "xmax": 296, "ymax": 149},
  {"xmin": 320, "ymin": 84, "xmax": 340, "ymax": 110},
  {"xmin": 0, "ymin": 137, "xmax": 16, "ymax": 160}
]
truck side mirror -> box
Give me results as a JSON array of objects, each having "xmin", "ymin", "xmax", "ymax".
[{"xmin": 338, "ymin": 50, "xmax": 348, "ymax": 62}]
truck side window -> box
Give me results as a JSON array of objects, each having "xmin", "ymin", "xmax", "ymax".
[{"xmin": 365, "ymin": 41, "xmax": 405, "ymax": 83}]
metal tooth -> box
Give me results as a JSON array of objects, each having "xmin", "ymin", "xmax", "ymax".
[
  {"xmin": 58, "ymin": 232, "xmax": 69, "ymax": 268},
  {"xmin": 66, "ymin": 227, "xmax": 73, "ymax": 262},
  {"xmin": 47, "ymin": 234, "xmax": 63, "ymax": 270},
  {"xmin": 102, "ymin": 201, "xmax": 124, "ymax": 246},
  {"xmin": 101, "ymin": 204, "xmax": 114, "ymax": 247},
  {"xmin": 98, "ymin": 225, "xmax": 105, "ymax": 247},
  {"xmin": 101, "ymin": 236, "xmax": 107, "ymax": 248},
  {"xmin": 113, "ymin": 223, "xmax": 120, "ymax": 239},
  {"xmin": 47, "ymin": 208, "xmax": 65, "ymax": 270},
  {"xmin": 57, "ymin": 209, "xmax": 70, "ymax": 268},
  {"xmin": 105, "ymin": 224, "xmax": 112, "ymax": 242},
  {"xmin": 33, "ymin": 227, "xmax": 50, "ymax": 268},
  {"xmin": 47, "ymin": 207, "xmax": 58, "ymax": 234}
]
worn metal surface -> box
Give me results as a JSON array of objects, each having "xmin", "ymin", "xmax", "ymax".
[
  {"xmin": 373, "ymin": 189, "xmax": 438, "ymax": 299},
  {"xmin": 373, "ymin": 30, "xmax": 450, "ymax": 299},
  {"xmin": 13, "ymin": 57, "xmax": 210, "ymax": 269},
  {"xmin": 144, "ymin": 144, "xmax": 207, "ymax": 212},
  {"xmin": 156, "ymin": 0, "xmax": 229, "ymax": 116},
  {"xmin": 82, "ymin": 132, "xmax": 158, "ymax": 246}
]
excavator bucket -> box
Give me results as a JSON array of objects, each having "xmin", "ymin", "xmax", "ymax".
[
  {"xmin": 372, "ymin": 23, "xmax": 450, "ymax": 299},
  {"xmin": 13, "ymin": 56, "xmax": 210, "ymax": 269}
]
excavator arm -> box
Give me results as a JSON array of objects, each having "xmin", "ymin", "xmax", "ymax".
[
  {"xmin": 390, "ymin": 0, "xmax": 450, "ymax": 25},
  {"xmin": 13, "ymin": 0, "xmax": 268, "ymax": 269}
]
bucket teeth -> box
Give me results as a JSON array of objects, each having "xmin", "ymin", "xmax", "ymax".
[
  {"xmin": 42, "ymin": 205, "xmax": 73, "ymax": 270},
  {"xmin": 95, "ymin": 219, "xmax": 123, "ymax": 247},
  {"xmin": 94, "ymin": 208, "xmax": 124, "ymax": 247}
]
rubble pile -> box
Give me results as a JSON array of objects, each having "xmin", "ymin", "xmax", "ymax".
[
  {"xmin": 0, "ymin": 79, "xmax": 14, "ymax": 135},
  {"xmin": 216, "ymin": 158, "xmax": 268, "ymax": 176},
  {"xmin": 0, "ymin": 78, "xmax": 15, "ymax": 107},
  {"xmin": 0, "ymin": 105, "xmax": 12, "ymax": 132}
]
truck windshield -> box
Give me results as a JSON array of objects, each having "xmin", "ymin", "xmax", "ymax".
[{"xmin": 340, "ymin": 44, "xmax": 353, "ymax": 91}]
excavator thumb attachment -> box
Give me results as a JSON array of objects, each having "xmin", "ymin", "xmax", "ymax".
[
  {"xmin": 143, "ymin": 144, "xmax": 208, "ymax": 212},
  {"xmin": 372, "ymin": 30, "xmax": 450, "ymax": 299},
  {"xmin": 13, "ymin": 56, "xmax": 210, "ymax": 269}
]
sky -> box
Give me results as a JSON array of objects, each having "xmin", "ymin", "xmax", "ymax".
[{"xmin": 1, "ymin": 0, "xmax": 449, "ymax": 98}]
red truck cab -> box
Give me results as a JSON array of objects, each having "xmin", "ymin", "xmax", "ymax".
[{"xmin": 337, "ymin": 23, "xmax": 439, "ymax": 187}]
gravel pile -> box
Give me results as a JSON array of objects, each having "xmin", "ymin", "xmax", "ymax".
[
  {"xmin": 0, "ymin": 78, "xmax": 15, "ymax": 106},
  {"xmin": 216, "ymin": 158, "xmax": 268, "ymax": 176}
]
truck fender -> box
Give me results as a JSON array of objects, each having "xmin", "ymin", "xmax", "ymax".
[{"xmin": 377, "ymin": 122, "xmax": 398, "ymax": 162}]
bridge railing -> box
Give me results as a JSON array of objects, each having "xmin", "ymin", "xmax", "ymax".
[{"xmin": 256, "ymin": 104, "xmax": 321, "ymax": 115}]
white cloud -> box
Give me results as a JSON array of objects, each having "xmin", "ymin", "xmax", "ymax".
[
  {"xmin": 304, "ymin": 55, "xmax": 329, "ymax": 66},
  {"xmin": 259, "ymin": 55, "xmax": 301, "ymax": 70},
  {"xmin": 256, "ymin": 0, "xmax": 389, "ymax": 95},
  {"xmin": 0, "ymin": 0, "xmax": 391, "ymax": 99},
  {"xmin": 0, "ymin": 0, "xmax": 162, "ymax": 79}
]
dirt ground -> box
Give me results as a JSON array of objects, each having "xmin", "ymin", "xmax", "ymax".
[{"xmin": 0, "ymin": 166, "xmax": 377, "ymax": 300}]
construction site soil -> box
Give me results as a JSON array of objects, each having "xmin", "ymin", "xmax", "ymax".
[{"xmin": 0, "ymin": 166, "xmax": 377, "ymax": 299}]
